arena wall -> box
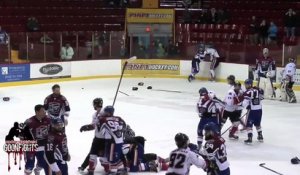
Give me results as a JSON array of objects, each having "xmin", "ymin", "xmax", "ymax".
[{"xmin": 0, "ymin": 59, "xmax": 299, "ymax": 90}]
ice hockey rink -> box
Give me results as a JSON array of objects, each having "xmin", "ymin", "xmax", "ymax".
[{"xmin": 0, "ymin": 78, "xmax": 300, "ymax": 175}]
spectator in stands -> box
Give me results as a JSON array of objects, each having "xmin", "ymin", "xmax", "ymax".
[
  {"xmin": 258, "ymin": 19, "xmax": 269, "ymax": 45},
  {"xmin": 197, "ymin": 10, "xmax": 207, "ymax": 24},
  {"xmin": 284, "ymin": 8, "xmax": 297, "ymax": 41},
  {"xmin": 183, "ymin": 7, "xmax": 192, "ymax": 23},
  {"xmin": 26, "ymin": 17, "xmax": 40, "ymax": 32},
  {"xmin": 147, "ymin": 41, "xmax": 157, "ymax": 58},
  {"xmin": 120, "ymin": 41, "xmax": 126, "ymax": 57},
  {"xmin": 166, "ymin": 40, "xmax": 179, "ymax": 57},
  {"xmin": 206, "ymin": 8, "xmax": 218, "ymax": 24},
  {"xmin": 40, "ymin": 34, "xmax": 54, "ymax": 44},
  {"xmin": 217, "ymin": 9, "xmax": 229, "ymax": 24},
  {"xmin": 135, "ymin": 42, "xmax": 146, "ymax": 58},
  {"xmin": 267, "ymin": 21, "xmax": 278, "ymax": 45},
  {"xmin": 60, "ymin": 43, "xmax": 74, "ymax": 61},
  {"xmin": 249, "ymin": 16, "xmax": 259, "ymax": 45},
  {"xmin": 183, "ymin": 0, "xmax": 192, "ymax": 8},
  {"xmin": 0, "ymin": 26, "xmax": 9, "ymax": 44},
  {"xmin": 156, "ymin": 43, "xmax": 166, "ymax": 58}
]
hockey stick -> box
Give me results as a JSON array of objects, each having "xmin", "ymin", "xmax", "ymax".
[
  {"xmin": 149, "ymin": 88, "xmax": 183, "ymax": 93},
  {"xmin": 118, "ymin": 91, "xmax": 129, "ymax": 96},
  {"xmin": 221, "ymin": 110, "xmax": 249, "ymax": 135},
  {"xmin": 259, "ymin": 163, "xmax": 284, "ymax": 175},
  {"xmin": 112, "ymin": 56, "xmax": 137, "ymax": 106}
]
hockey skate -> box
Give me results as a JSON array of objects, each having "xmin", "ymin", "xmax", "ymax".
[
  {"xmin": 229, "ymin": 134, "xmax": 239, "ymax": 140},
  {"xmin": 188, "ymin": 75, "xmax": 195, "ymax": 82},
  {"xmin": 149, "ymin": 160, "xmax": 159, "ymax": 172},
  {"xmin": 244, "ymin": 133, "xmax": 253, "ymax": 144},
  {"xmin": 78, "ymin": 166, "xmax": 85, "ymax": 173},
  {"xmin": 257, "ymin": 132, "xmax": 264, "ymax": 142},
  {"xmin": 289, "ymin": 96, "xmax": 297, "ymax": 103}
]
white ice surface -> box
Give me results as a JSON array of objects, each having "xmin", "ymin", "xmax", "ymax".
[{"xmin": 0, "ymin": 78, "xmax": 300, "ymax": 175}]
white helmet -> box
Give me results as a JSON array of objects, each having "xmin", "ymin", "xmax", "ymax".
[{"xmin": 263, "ymin": 48, "xmax": 269, "ymax": 57}]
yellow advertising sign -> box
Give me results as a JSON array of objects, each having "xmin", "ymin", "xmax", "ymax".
[
  {"xmin": 126, "ymin": 8, "xmax": 174, "ymax": 23},
  {"xmin": 122, "ymin": 59, "xmax": 180, "ymax": 75}
]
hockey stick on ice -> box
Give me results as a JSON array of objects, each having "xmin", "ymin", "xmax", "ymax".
[
  {"xmin": 259, "ymin": 163, "xmax": 284, "ymax": 175},
  {"xmin": 112, "ymin": 56, "xmax": 137, "ymax": 106},
  {"xmin": 221, "ymin": 110, "xmax": 249, "ymax": 135},
  {"xmin": 118, "ymin": 91, "xmax": 129, "ymax": 96},
  {"xmin": 149, "ymin": 88, "xmax": 183, "ymax": 93}
]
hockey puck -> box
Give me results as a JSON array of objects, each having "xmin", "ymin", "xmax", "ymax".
[
  {"xmin": 132, "ymin": 87, "xmax": 138, "ymax": 91},
  {"xmin": 3, "ymin": 97, "xmax": 10, "ymax": 101},
  {"xmin": 147, "ymin": 86, "xmax": 152, "ymax": 89},
  {"xmin": 138, "ymin": 82, "xmax": 144, "ymax": 86}
]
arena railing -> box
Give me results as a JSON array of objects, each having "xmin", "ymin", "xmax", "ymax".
[{"xmin": 0, "ymin": 31, "xmax": 299, "ymax": 68}]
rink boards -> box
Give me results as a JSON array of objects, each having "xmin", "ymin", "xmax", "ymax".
[{"xmin": 0, "ymin": 59, "xmax": 299, "ymax": 90}]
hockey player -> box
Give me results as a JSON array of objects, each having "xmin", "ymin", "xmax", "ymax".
[
  {"xmin": 222, "ymin": 82, "xmax": 244, "ymax": 139},
  {"xmin": 188, "ymin": 44, "xmax": 206, "ymax": 82},
  {"xmin": 243, "ymin": 79, "xmax": 264, "ymax": 144},
  {"xmin": 44, "ymin": 84, "xmax": 70, "ymax": 126},
  {"xmin": 202, "ymin": 122, "xmax": 230, "ymax": 175},
  {"xmin": 79, "ymin": 98, "xmax": 110, "ymax": 174},
  {"xmin": 82, "ymin": 106, "xmax": 127, "ymax": 175},
  {"xmin": 206, "ymin": 45, "xmax": 220, "ymax": 81},
  {"xmin": 227, "ymin": 75, "xmax": 236, "ymax": 89},
  {"xmin": 45, "ymin": 118, "xmax": 70, "ymax": 175},
  {"xmin": 122, "ymin": 136, "xmax": 168, "ymax": 172},
  {"xmin": 197, "ymin": 87, "xmax": 224, "ymax": 148},
  {"xmin": 22, "ymin": 104, "xmax": 51, "ymax": 175},
  {"xmin": 99, "ymin": 106, "xmax": 127, "ymax": 175},
  {"xmin": 280, "ymin": 58, "xmax": 297, "ymax": 103},
  {"xmin": 166, "ymin": 133, "xmax": 207, "ymax": 175},
  {"xmin": 256, "ymin": 48, "xmax": 276, "ymax": 99}
]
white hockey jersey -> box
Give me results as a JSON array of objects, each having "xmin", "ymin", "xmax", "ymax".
[
  {"xmin": 282, "ymin": 62, "xmax": 296, "ymax": 81},
  {"xmin": 167, "ymin": 148, "xmax": 206, "ymax": 175},
  {"xmin": 91, "ymin": 111, "xmax": 111, "ymax": 139},
  {"xmin": 224, "ymin": 89, "xmax": 244, "ymax": 112},
  {"xmin": 206, "ymin": 48, "xmax": 220, "ymax": 61},
  {"xmin": 243, "ymin": 87, "xmax": 263, "ymax": 110}
]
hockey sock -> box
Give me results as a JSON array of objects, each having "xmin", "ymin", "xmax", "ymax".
[
  {"xmin": 210, "ymin": 70, "xmax": 215, "ymax": 79},
  {"xmin": 230, "ymin": 126, "xmax": 238, "ymax": 135},
  {"xmin": 88, "ymin": 154, "xmax": 97, "ymax": 171}
]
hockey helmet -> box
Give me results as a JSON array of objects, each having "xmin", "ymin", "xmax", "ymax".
[
  {"xmin": 103, "ymin": 105, "xmax": 115, "ymax": 116},
  {"xmin": 263, "ymin": 48, "xmax": 269, "ymax": 57},
  {"xmin": 51, "ymin": 118, "xmax": 64, "ymax": 132},
  {"xmin": 175, "ymin": 133, "xmax": 189, "ymax": 148},
  {"xmin": 244, "ymin": 79, "xmax": 253, "ymax": 86},
  {"xmin": 93, "ymin": 98, "xmax": 103, "ymax": 109},
  {"xmin": 289, "ymin": 58, "xmax": 296, "ymax": 63},
  {"xmin": 204, "ymin": 122, "xmax": 219, "ymax": 140},
  {"xmin": 199, "ymin": 87, "xmax": 208, "ymax": 96},
  {"xmin": 227, "ymin": 75, "xmax": 235, "ymax": 85}
]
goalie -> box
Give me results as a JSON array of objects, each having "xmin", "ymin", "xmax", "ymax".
[
  {"xmin": 279, "ymin": 58, "xmax": 297, "ymax": 103},
  {"xmin": 256, "ymin": 48, "xmax": 276, "ymax": 99}
]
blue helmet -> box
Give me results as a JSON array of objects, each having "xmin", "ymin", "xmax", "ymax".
[
  {"xmin": 204, "ymin": 122, "xmax": 219, "ymax": 134},
  {"xmin": 244, "ymin": 79, "xmax": 253, "ymax": 86},
  {"xmin": 104, "ymin": 105, "xmax": 115, "ymax": 116},
  {"xmin": 51, "ymin": 118, "xmax": 64, "ymax": 131}
]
